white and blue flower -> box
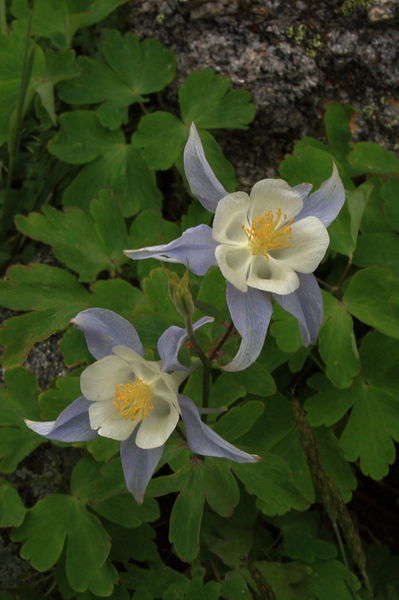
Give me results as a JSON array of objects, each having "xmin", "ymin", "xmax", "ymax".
[
  {"xmin": 125, "ymin": 124, "xmax": 345, "ymax": 371},
  {"xmin": 25, "ymin": 308, "xmax": 258, "ymax": 502}
]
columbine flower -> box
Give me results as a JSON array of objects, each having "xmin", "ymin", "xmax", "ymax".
[
  {"xmin": 125, "ymin": 124, "xmax": 345, "ymax": 371},
  {"xmin": 25, "ymin": 308, "xmax": 258, "ymax": 502}
]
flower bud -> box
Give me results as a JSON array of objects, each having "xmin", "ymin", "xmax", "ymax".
[{"xmin": 166, "ymin": 269, "xmax": 195, "ymax": 318}]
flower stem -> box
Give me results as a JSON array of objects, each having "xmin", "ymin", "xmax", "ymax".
[
  {"xmin": 209, "ymin": 321, "xmax": 235, "ymax": 360},
  {"xmin": 184, "ymin": 315, "xmax": 211, "ymax": 410},
  {"xmin": 335, "ymin": 258, "xmax": 352, "ymax": 293},
  {"xmin": 291, "ymin": 394, "xmax": 373, "ymax": 598}
]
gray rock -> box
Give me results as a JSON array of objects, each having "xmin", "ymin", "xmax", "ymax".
[{"xmin": 128, "ymin": 0, "xmax": 399, "ymax": 184}]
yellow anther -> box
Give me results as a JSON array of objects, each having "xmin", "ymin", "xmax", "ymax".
[
  {"xmin": 243, "ymin": 208, "xmax": 293, "ymax": 259},
  {"xmin": 113, "ymin": 378, "xmax": 154, "ymax": 421}
]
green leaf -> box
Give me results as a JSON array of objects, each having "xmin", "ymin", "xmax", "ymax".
[
  {"xmin": 214, "ymin": 400, "xmax": 264, "ymax": 441},
  {"xmin": 238, "ymin": 396, "xmax": 314, "ymax": 506},
  {"xmin": 133, "ymin": 112, "xmax": 187, "ymax": 170},
  {"xmin": 382, "ymin": 179, "xmax": 399, "ymax": 233},
  {"xmin": 179, "ymin": 69, "xmax": 255, "ymax": 129},
  {"xmin": 279, "ymin": 142, "xmax": 348, "ymax": 188},
  {"xmin": 360, "ymin": 178, "xmax": 394, "ymax": 234},
  {"xmin": 0, "ymin": 264, "xmax": 89, "ymax": 366},
  {"xmin": 0, "ymin": 479, "xmax": 26, "ymax": 526},
  {"xmin": 324, "ymin": 102, "xmax": 355, "ymax": 162},
  {"xmin": 0, "ymin": 263, "xmax": 89, "ymax": 311},
  {"xmin": 270, "ymin": 303, "xmax": 302, "ymax": 353},
  {"xmin": 142, "ymin": 267, "xmax": 180, "ymax": 323},
  {"xmin": 128, "ymin": 209, "xmax": 181, "ymax": 250},
  {"xmin": 12, "ymin": 0, "xmax": 129, "ymax": 49},
  {"xmin": 58, "ymin": 31, "xmax": 175, "ymax": 128},
  {"xmin": 70, "ymin": 455, "xmax": 100, "ymax": 501},
  {"xmin": 0, "ymin": 309, "xmax": 78, "ymax": 368},
  {"xmin": 328, "ymin": 186, "xmax": 366, "ymax": 257},
  {"xmin": 169, "ymin": 463, "xmax": 205, "ymax": 561},
  {"xmin": 359, "ymin": 330, "xmax": 399, "ymax": 383},
  {"xmin": 92, "ymin": 493, "xmax": 159, "ymax": 528},
  {"xmin": 0, "ymin": 367, "xmax": 42, "ymax": 470},
  {"xmin": 313, "ymin": 427, "xmax": 357, "ymax": 503},
  {"xmin": 202, "ymin": 458, "xmax": 240, "ymax": 517},
  {"xmin": 48, "ymin": 111, "xmax": 162, "ymax": 215},
  {"xmin": 0, "ymin": 367, "xmax": 40, "ymax": 426},
  {"xmin": 16, "ymin": 202, "xmax": 127, "ymax": 282},
  {"xmin": 318, "ymin": 293, "xmax": 360, "ymax": 388},
  {"xmin": 209, "ymin": 373, "xmax": 246, "ymax": 409},
  {"xmin": 277, "ymin": 511, "xmax": 337, "ymax": 563},
  {"xmin": 233, "ymin": 453, "xmax": 310, "ymax": 516},
  {"xmin": 348, "ymin": 142, "xmax": 399, "ymax": 175},
  {"xmin": 123, "ymin": 563, "xmax": 187, "ymax": 598},
  {"xmin": 353, "ymin": 233, "xmax": 399, "ymax": 275},
  {"xmin": 87, "ymin": 436, "xmax": 119, "ymax": 462},
  {"xmin": 306, "ymin": 370, "xmax": 399, "ymax": 480},
  {"xmin": 196, "ymin": 129, "xmax": 237, "ymax": 192},
  {"xmin": 106, "ymin": 522, "xmax": 158, "ymax": 563},
  {"xmin": 62, "ymin": 143, "xmax": 162, "ymax": 217},
  {"xmin": 302, "ymin": 560, "xmax": 360, "ymax": 600},
  {"xmin": 339, "ymin": 379, "xmax": 399, "ymax": 479},
  {"xmin": 59, "ymin": 326, "xmax": 92, "ymax": 366},
  {"xmin": 89, "ymin": 278, "xmax": 147, "ymax": 320},
  {"xmin": 34, "ymin": 49, "xmax": 80, "ymax": 124},
  {"xmin": 197, "ymin": 266, "xmax": 229, "ymax": 321},
  {"xmin": 48, "ymin": 110, "xmax": 124, "ymax": 164},
  {"xmin": 344, "ymin": 266, "xmax": 399, "ymax": 339},
  {"xmin": 253, "ymin": 560, "xmax": 311, "ymax": 599},
  {"xmin": 164, "ymin": 577, "xmax": 221, "ymax": 600},
  {"xmin": 305, "ymin": 373, "xmax": 355, "ymax": 427},
  {"xmin": 39, "ymin": 373, "xmax": 81, "ymax": 420},
  {"xmin": 221, "ymin": 571, "xmax": 252, "ymax": 600},
  {"xmin": 12, "ymin": 494, "xmax": 113, "ymax": 594}
]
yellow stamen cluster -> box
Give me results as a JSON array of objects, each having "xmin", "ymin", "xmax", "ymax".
[
  {"xmin": 113, "ymin": 378, "xmax": 154, "ymax": 421},
  {"xmin": 243, "ymin": 208, "xmax": 293, "ymax": 259}
]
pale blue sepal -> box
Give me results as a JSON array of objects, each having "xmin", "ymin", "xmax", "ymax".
[
  {"xmin": 178, "ymin": 395, "xmax": 259, "ymax": 463},
  {"xmin": 295, "ymin": 163, "xmax": 345, "ymax": 227},
  {"xmin": 223, "ymin": 283, "xmax": 273, "ymax": 372},
  {"xmin": 158, "ymin": 315, "xmax": 214, "ymax": 372},
  {"xmin": 183, "ymin": 123, "xmax": 228, "ymax": 213},
  {"xmin": 71, "ymin": 308, "xmax": 144, "ymax": 359},
  {"xmin": 273, "ymin": 273, "xmax": 323, "ymax": 345},
  {"xmin": 124, "ymin": 224, "xmax": 218, "ymax": 276},
  {"xmin": 293, "ymin": 182, "xmax": 313, "ymax": 200},
  {"xmin": 25, "ymin": 397, "xmax": 97, "ymax": 442},
  {"xmin": 120, "ymin": 432, "xmax": 164, "ymax": 504}
]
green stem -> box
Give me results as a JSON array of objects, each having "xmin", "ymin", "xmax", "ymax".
[
  {"xmin": 335, "ymin": 258, "xmax": 352, "ymax": 293},
  {"xmin": 184, "ymin": 314, "xmax": 211, "ymax": 410},
  {"xmin": 0, "ymin": 0, "xmax": 7, "ymax": 35},
  {"xmin": 291, "ymin": 394, "xmax": 373, "ymax": 597},
  {"xmin": 1, "ymin": 2, "xmax": 34, "ymax": 232}
]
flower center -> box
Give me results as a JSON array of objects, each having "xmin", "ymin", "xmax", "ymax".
[
  {"xmin": 243, "ymin": 208, "xmax": 293, "ymax": 258},
  {"xmin": 113, "ymin": 377, "xmax": 154, "ymax": 421}
]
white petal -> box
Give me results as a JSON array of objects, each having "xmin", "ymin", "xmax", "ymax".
[
  {"xmin": 152, "ymin": 374, "xmax": 180, "ymax": 411},
  {"xmin": 212, "ymin": 192, "xmax": 250, "ymax": 245},
  {"xmin": 80, "ymin": 356, "xmax": 132, "ymax": 402},
  {"xmin": 215, "ymin": 244, "xmax": 252, "ymax": 292},
  {"xmin": 247, "ymin": 255, "xmax": 299, "ymax": 294},
  {"xmin": 272, "ymin": 216, "xmax": 330, "ymax": 273},
  {"xmin": 249, "ymin": 179, "xmax": 303, "ymax": 222},
  {"xmin": 135, "ymin": 399, "xmax": 180, "ymax": 449},
  {"xmin": 112, "ymin": 346, "xmax": 161, "ymax": 381},
  {"xmin": 89, "ymin": 400, "xmax": 139, "ymax": 441}
]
